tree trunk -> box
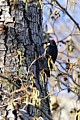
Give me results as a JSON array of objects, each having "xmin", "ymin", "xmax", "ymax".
[{"xmin": 0, "ymin": 0, "xmax": 52, "ymax": 119}]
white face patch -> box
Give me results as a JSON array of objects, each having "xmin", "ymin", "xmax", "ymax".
[{"xmin": 47, "ymin": 43, "xmax": 50, "ymax": 46}]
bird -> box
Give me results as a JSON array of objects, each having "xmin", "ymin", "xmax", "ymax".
[
  {"xmin": 0, "ymin": 9, "xmax": 3, "ymax": 16},
  {"xmin": 45, "ymin": 38, "xmax": 58, "ymax": 70}
]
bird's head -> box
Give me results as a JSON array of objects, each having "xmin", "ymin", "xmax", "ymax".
[{"xmin": 49, "ymin": 38, "xmax": 56, "ymax": 46}]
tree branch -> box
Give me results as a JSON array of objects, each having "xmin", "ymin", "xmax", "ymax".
[
  {"xmin": 26, "ymin": 54, "xmax": 44, "ymax": 80},
  {"xmin": 0, "ymin": 74, "xmax": 20, "ymax": 88},
  {"xmin": 27, "ymin": 103, "xmax": 53, "ymax": 120},
  {"xmin": 55, "ymin": 0, "xmax": 80, "ymax": 31},
  {"xmin": 35, "ymin": 105, "xmax": 53, "ymax": 120}
]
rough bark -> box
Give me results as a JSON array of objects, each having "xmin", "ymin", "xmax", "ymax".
[{"xmin": 0, "ymin": 0, "xmax": 52, "ymax": 119}]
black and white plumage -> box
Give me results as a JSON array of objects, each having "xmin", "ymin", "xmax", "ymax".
[
  {"xmin": 45, "ymin": 39, "xmax": 58, "ymax": 70},
  {"xmin": 46, "ymin": 39, "xmax": 58, "ymax": 63}
]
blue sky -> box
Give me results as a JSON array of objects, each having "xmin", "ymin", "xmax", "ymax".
[{"xmin": 43, "ymin": 0, "xmax": 80, "ymax": 40}]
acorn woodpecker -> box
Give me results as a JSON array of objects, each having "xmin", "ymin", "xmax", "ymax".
[{"xmin": 45, "ymin": 39, "xmax": 58, "ymax": 69}]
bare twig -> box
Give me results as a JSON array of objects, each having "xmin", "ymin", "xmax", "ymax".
[
  {"xmin": 35, "ymin": 105, "xmax": 53, "ymax": 120},
  {"xmin": 0, "ymin": 74, "xmax": 20, "ymax": 88},
  {"xmin": 57, "ymin": 72, "xmax": 80, "ymax": 88},
  {"xmin": 23, "ymin": 102, "xmax": 53, "ymax": 120},
  {"xmin": 26, "ymin": 54, "xmax": 45, "ymax": 80},
  {"xmin": 55, "ymin": 0, "xmax": 80, "ymax": 31},
  {"xmin": 0, "ymin": 89, "xmax": 11, "ymax": 97}
]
